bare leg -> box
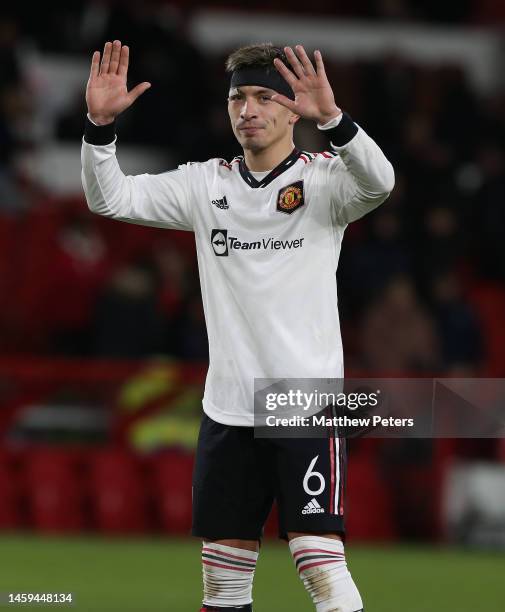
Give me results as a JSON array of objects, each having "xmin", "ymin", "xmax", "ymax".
[
  {"xmin": 288, "ymin": 531, "xmax": 342, "ymax": 541},
  {"xmin": 203, "ymin": 538, "xmax": 259, "ymax": 552}
]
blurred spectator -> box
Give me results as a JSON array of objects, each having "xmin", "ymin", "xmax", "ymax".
[
  {"xmin": 49, "ymin": 214, "xmax": 109, "ymax": 355},
  {"xmin": 91, "ymin": 260, "xmax": 165, "ymax": 357},
  {"xmin": 153, "ymin": 242, "xmax": 189, "ymax": 321},
  {"xmin": 199, "ymin": 103, "xmax": 241, "ymax": 162},
  {"xmin": 469, "ymin": 143, "xmax": 505, "ymax": 281},
  {"xmin": 359, "ymin": 276, "xmax": 441, "ymax": 371},
  {"xmin": 339, "ymin": 204, "xmax": 411, "ymax": 320},
  {"xmin": 400, "ymin": 111, "xmax": 454, "ymax": 215},
  {"xmin": 170, "ymin": 293, "xmax": 209, "ymax": 361},
  {"xmin": 434, "ymin": 66, "xmax": 480, "ymax": 156},
  {"xmin": 413, "ymin": 205, "xmax": 463, "ymax": 295},
  {"xmin": 429, "ymin": 271, "xmax": 483, "ymax": 371},
  {"xmin": 0, "ymin": 207, "xmax": 109, "ymax": 354},
  {"xmin": 0, "ymin": 16, "xmax": 31, "ymax": 214},
  {"xmin": 379, "ymin": 438, "xmax": 435, "ymax": 539},
  {"xmin": 360, "ymin": 55, "xmax": 414, "ymax": 157}
]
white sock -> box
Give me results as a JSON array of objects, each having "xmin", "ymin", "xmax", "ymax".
[
  {"xmin": 289, "ymin": 536, "xmax": 363, "ymax": 612},
  {"xmin": 202, "ymin": 542, "xmax": 258, "ymax": 608}
]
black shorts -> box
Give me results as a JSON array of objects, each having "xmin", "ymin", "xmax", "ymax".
[{"xmin": 191, "ymin": 413, "xmax": 346, "ymax": 541}]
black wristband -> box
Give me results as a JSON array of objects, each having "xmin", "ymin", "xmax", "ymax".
[
  {"xmin": 325, "ymin": 112, "xmax": 358, "ymax": 147},
  {"xmin": 83, "ymin": 116, "xmax": 116, "ymax": 145}
]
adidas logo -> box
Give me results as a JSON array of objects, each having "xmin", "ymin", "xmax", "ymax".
[
  {"xmin": 211, "ymin": 195, "xmax": 229, "ymax": 210},
  {"xmin": 302, "ymin": 498, "xmax": 325, "ymax": 515}
]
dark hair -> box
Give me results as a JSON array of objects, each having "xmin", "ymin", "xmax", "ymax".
[{"xmin": 225, "ymin": 43, "xmax": 287, "ymax": 73}]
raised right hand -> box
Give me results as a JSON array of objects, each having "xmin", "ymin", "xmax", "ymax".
[{"xmin": 86, "ymin": 40, "xmax": 151, "ymax": 126}]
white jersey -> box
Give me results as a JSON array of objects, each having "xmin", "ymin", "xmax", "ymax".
[{"xmin": 81, "ymin": 115, "xmax": 394, "ymax": 426}]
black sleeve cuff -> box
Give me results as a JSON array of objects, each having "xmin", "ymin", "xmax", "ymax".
[
  {"xmin": 83, "ymin": 116, "xmax": 116, "ymax": 145},
  {"xmin": 326, "ymin": 112, "xmax": 358, "ymax": 147}
]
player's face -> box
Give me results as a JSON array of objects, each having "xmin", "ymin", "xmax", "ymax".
[{"xmin": 228, "ymin": 86, "xmax": 295, "ymax": 152}]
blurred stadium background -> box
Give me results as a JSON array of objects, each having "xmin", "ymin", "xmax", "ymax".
[{"xmin": 0, "ymin": 1, "xmax": 505, "ymax": 610}]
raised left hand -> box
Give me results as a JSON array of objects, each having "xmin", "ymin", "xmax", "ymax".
[{"xmin": 272, "ymin": 45, "xmax": 341, "ymax": 125}]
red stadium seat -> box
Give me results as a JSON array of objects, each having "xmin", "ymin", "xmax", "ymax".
[
  {"xmin": 85, "ymin": 448, "xmax": 149, "ymax": 534},
  {"xmin": 468, "ymin": 282, "xmax": 505, "ymax": 376},
  {"xmin": 148, "ymin": 450, "xmax": 194, "ymax": 535},
  {"xmin": 21, "ymin": 448, "xmax": 84, "ymax": 533},
  {"xmin": 498, "ymin": 440, "xmax": 505, "ymax": 463},
  {"xmin": 345, "ymin": 456, "xmax": 396, "ymax": 541},
  {"xmin": 263, "ymin": 502, "xmax": 279, "ymax": 538},
  {"xmin": 0, "ymin": 451, "xmax": 19, "ymax": 529}
]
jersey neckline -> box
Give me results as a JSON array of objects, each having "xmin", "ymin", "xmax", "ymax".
[{"xmin": 238, "ymin": 148, "xmax": 301, "ymax": 188}]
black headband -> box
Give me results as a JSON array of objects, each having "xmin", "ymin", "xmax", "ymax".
[{"xmin": 230, "ymin": 66, "xmax": 295, "ymax": 101}]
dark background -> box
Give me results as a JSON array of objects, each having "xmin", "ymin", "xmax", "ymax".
[{"xmin": 0, "ymin": 1, "xmax": 504, "ymax": 546}]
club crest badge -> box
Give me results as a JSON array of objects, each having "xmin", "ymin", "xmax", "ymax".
[{"xmin": 277, "ymin": 180, "xmax": 305, "ymax": 214}]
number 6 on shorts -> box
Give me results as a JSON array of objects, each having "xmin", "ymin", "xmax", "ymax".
[{"xmin": 303, "ymin": 455, "xmax": 326, "ymax": 496}]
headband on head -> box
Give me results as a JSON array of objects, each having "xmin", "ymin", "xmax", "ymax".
[{"xmin": 230, "ymin": 66, "xmax": 295, "ymax": 101}]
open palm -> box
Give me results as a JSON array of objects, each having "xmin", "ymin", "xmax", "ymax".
[
  {"xmin": 272, "ymin": 45, "xmax": 340, "ymax": 125},
  {"xmin": 86, "ymin": 40, "xmax": 151, "ymax": 125}
]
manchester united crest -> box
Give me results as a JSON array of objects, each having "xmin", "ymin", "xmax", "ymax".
[{"xmin": 277, "ymin": 180, "xmax": 305, "ymax": 214}]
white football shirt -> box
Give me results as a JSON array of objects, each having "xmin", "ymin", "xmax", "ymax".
[{"xmin": 81, "ymin": 115, "xmax": 394, "ymax": 425}]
